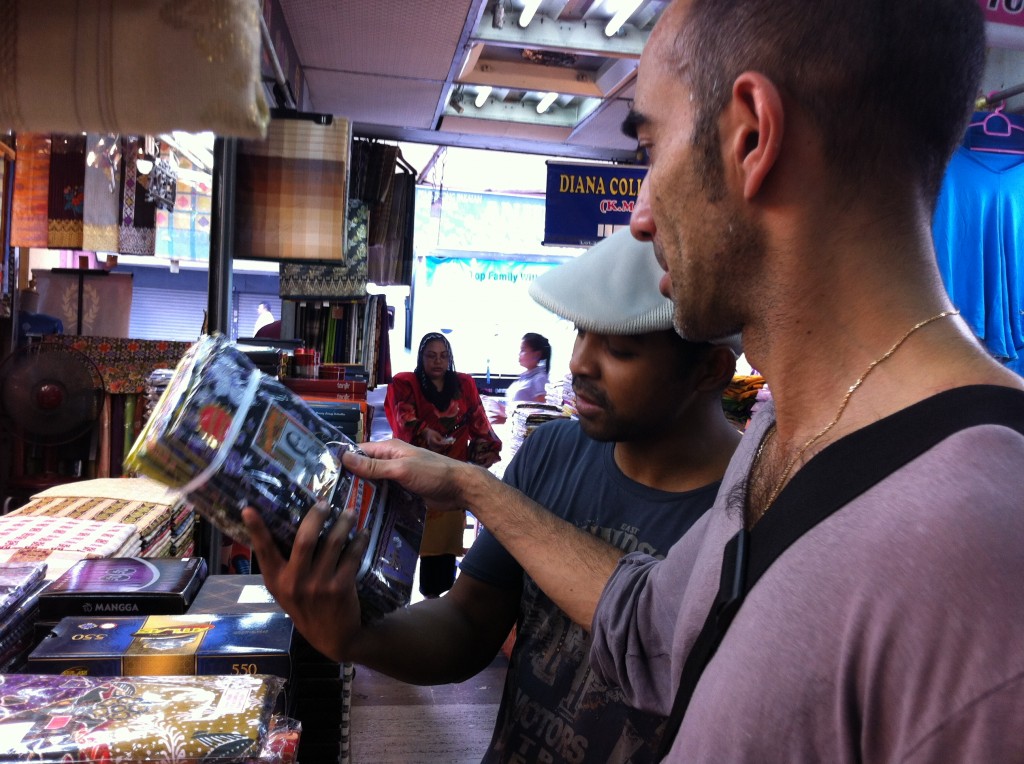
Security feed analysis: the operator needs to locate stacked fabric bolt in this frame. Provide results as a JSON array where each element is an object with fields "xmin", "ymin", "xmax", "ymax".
[
  {"xmin": 507, "ymin": 403, "xmax": 571, "ymax": 463},
  {"xmin": 6, "ymin": 477, "xmax": 193, "ymax": 559},
  {"xmin": 0, "ymin": 674, "xmax": 299, "ymax": 763},
  {"xmin": 144, "ymin": 367, "xmax": 176, "ymax": 423},
  {"xmin": 721, "ymin": 374, "xmax": 767, "ymax": 430},
  {"xmin": 168, "ymin": 501, "xmax": 197, "ymax": 557},
  {"xmin": 544, "ymin": 371, "xmax": 577, "ymax": 415},
  {"xmin": 0, "ymin": 563, "xmax": 47, "ymax": 671},
  {"xmin": 0, "ymin": 514, "xmax": 139, "ymax": 582}
]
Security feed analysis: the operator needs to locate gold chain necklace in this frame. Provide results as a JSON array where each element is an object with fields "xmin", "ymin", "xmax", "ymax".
[{"xmin": 752, "ymin": 308, "xmax": 960, "ymax": 521}]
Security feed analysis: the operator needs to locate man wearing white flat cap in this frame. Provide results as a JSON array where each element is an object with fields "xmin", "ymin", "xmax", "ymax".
[{"xmin": 246, "ymin": 228, "xmax": 741, "ymax": 762}]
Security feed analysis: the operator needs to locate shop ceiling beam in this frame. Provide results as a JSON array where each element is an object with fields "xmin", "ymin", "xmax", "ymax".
[
  {"xmin": 459, "ymin": 58, "xmax": 605, "ymax": 97},
  {"xmin": 472, "ymin": 9, "xmax": 648, "ymax": 58},
  {"xmin": 594, "ymin": 58, "xmax": 638, "ymax": 97}
]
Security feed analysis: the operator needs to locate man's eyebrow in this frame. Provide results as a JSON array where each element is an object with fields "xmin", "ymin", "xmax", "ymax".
[{"xmin": 621, "ymin": 108, "xmax": 647, "ymax": 140}]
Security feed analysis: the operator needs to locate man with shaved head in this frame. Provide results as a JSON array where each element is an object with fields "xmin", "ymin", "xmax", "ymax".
[{"xmin": 283, "ymin": 1, "xmax": 1024, "ymax": 760}]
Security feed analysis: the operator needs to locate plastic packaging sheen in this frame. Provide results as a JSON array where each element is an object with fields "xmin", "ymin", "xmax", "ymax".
[{"xmin": 125, "ymin": 334, "xmax": 425, "ymax": 622}]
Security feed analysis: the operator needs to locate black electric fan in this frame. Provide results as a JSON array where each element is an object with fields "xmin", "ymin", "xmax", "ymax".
[{"xmin": 0, "ymin": 344, "xmax": 105, "ymax": 448}]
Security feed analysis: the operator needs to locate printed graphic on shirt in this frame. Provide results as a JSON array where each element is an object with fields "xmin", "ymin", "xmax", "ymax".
[{"xmin": 484, "ymin": 520, "xmax": 668, "ymax": 764}]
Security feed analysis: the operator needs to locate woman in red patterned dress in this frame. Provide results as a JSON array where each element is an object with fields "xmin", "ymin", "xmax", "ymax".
[{"xmin": 384, "ymin": 332, "xmax": 502, "ymax": 597}]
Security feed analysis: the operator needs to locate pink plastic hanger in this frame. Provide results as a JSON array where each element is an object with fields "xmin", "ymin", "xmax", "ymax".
[{"xmin": 965, "ymin": 95, "xmax": 1024, "ymax": 155}]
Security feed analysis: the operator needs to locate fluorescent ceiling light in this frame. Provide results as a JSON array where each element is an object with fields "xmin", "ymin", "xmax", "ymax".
[
  {"xmin": 605, "ymin": 0, "xmax": 644, "ymax": 36},
  {"xmin": 536, "ymin": 91, "xmax": 558, "ymax": 114},
  {"xmin": 519, "ymin": 0, "xmax": 543, "ymax": 27},
  {"xmin": 475, "ymin": 86, "xmax": 492, "ymax": 108}
]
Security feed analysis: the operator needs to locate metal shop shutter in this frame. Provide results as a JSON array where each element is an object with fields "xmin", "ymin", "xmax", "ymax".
[{"xmin": 129, "ymin": 286, "xmax": 208, "ymax": 342}]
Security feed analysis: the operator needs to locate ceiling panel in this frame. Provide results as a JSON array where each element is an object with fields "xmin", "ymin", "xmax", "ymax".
[
  {"xmin": 273, "ymin": 0, "xmax": 660, "ymax": 160},
  {"xmin": 278, "ymin": 0, "xmax": 477, "ymax": 79},
  {"xmin": 567, "ymin": 97, "xmax": 636, "ymax": 151},
  {"xmin": 305, "ymin": 71, "xmax": 446, "ymax": 130},
  {"xmin": 439, "ymin": 114, "xmax": 573, "ymax": 143}
]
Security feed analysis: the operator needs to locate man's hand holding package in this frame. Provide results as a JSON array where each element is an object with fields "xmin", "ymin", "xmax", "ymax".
[{"xmin": 242, "ymin": 503, "xmax": 369, "ymax": 663}]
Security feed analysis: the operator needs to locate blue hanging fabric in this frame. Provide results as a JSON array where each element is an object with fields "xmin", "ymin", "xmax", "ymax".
[{"xmin": 932, "ymin": 110, "xmax": 1024, "ymax": 374}]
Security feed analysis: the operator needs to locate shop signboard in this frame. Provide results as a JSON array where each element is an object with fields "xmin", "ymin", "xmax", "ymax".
[
  {"xmin": 543, "ymin": 161, "xmax": 646, "ymax": 247},
  {"xmin": 980, "ymin": 0, "xmax": 1024, "ymax": 27},
  {"xmin": 415, "ymin": 255, "xmax": 577, "ymax": 375}
]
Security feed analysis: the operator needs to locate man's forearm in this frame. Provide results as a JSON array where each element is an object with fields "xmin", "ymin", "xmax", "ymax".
[{"xmin": 343, "ymin": 596, "xmax": 503, "ymax": 684}]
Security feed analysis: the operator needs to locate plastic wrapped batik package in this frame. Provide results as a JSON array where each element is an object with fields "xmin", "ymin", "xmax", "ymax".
[
  {"xmin": 125, "ymin": 334, "xmax": 425, "ymax": 623},
  {"xmin": 0, "ymin": 673, "xmax": 295, "ymax": 763}
]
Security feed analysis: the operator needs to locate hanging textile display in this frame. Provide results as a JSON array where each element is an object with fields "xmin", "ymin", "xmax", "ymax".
[
  {"xmin": 155, "ymin": 154, "xmax": 213, "ymax": 261},
  {"xmin": 933, "ymin": 110, "xmax": 1024, "ymax": 375},
  {"xmin": 351, "ymin": 138, "xmax": 417, "ymax": 286},
  {"xmin": 46, "ymin": 133, "xmax": 86, "ymax": 249},
  {"xmin": 82, "ymin": 133, "xmax": 122, "ymax": 252},
  {"xmin": 0, "ymin": 0, "xmax": 268, "ymax": 140},
  {"xmin": 10, "ymin": 133, "xmax": 50, "ymax": 248},
  {"xmin": 279, "ymin": 199, "xmax": 369, "ymax": 298},
  {"xmin": 235, "ymin": 114, "xmax": 350, "ymax": 262},
  {"xmin": 119, "ymin": 136, "xmax": 157, "ymax": 256}
]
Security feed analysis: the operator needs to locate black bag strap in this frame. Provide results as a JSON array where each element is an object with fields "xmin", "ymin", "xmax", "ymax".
[{"xmin": 656, "ymin": 385, "xmax": 1024, "ymax": 760}]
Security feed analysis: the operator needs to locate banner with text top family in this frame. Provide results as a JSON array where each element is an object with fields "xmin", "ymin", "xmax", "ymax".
[{"xmin": 543, "ymin": 161, "xmax": 646, "ymax": 247}]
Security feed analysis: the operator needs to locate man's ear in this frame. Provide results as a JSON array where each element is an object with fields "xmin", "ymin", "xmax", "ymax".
[
  {"xmin": 695, "ymin": 346, "xmax": 739, "ymax": 392},
  {"xmin": 722, "ymin": 71, "xmax": 784, "ymax": 200}
]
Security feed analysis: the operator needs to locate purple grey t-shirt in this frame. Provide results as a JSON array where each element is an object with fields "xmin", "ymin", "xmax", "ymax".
[{"xmin": 591, "ymin": 386, "xmax": 1024, "ymax": 763}]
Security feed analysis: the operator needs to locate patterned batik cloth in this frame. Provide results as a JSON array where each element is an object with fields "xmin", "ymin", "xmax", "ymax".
[
  {"xmin": 119, "ymin": 136, "xmax": 158, "ymax": 255},
  {"xmin": 279, "ymin": 200, "xmax": 370, "ymax": 299},
  {"xmin": 10, "ymin": 133, "xmax": 50, "ymax": 247},
  {"xmin": 11, "ymin": 476, "xmax": 183, "ymax": 542},
  {"xmin": 47, "ymin": 133, "xmax": 86, "ymax": 248},
  {"xmin": 235, "ymin": 116, "xmax": 350, "ymax": 262},
  {"xmin": 82, "ymin": 133, "xmax": 122, "ymax": 252},
  {"xmin": 0, "ymin": 673, "xmax": 283, "ymax": 762},
  {"xmin": 0, "ymin": 515, "xmax": 140, "ymax": 580},
  {"xmin": 48, "ymin": 335, "xmax": 193, "ymax": 394},
  {"xmin": 170, "ymin": 511, "xmax": 197, "ymax": 556}
]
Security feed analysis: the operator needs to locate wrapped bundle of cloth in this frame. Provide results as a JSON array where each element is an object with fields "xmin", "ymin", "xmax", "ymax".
[
  {"xmin": 6, "ymin": 477, "xmax": 193, "ymax": 558},
  {"xmin": 0, "ymin": 514, "xmax": 140, "ymax": 581},
  {"xmin": 126, "ymin": 334, "xmax": 425, "ymax": 623},
  {"xmin": 0, "ymin": 673, "xmax": 296, "ymax": 763},
  {"xmin": 508, "ymin": 403, "xmax": 570, "ymax": 455},
  {"xmin": 0, "ymin": 563, "xmax": 47, "ymax": 671}
]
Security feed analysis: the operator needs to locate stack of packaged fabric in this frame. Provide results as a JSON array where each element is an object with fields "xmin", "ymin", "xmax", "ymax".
[
  {"xmin": 0, "ymin": 562, "xmax": 47, "ymax": 671},
  {"xmin": 721, "ymin": 374, "xmax": 767, "ymax": 430},
  {"xmin": 168, "ymin": 501, "xmax": 197, "ymax": 557},
  {"xmin": 4, "ymin": 477, "xmax": 195, "ymax": 560},
  {"xmin": 144, "ymin": 367, "xmax": 176, "ymax": 423},
  {"xmin": 189, "ymin": 574, "xmax": 351, "ymax": 764},
  {"xmin": 0, "ymin": 514, "xmax": 139, "ymax": 582},
  {"xmin": 544, "ymin": 371, "xmax": 577, "ymax": 415},
  {"xmin": 507, "ymin": 403, "xmax": 571, "ymax": 461},
  {"xmin": 0, "ymin": 674, "xmax": 299, "ymax": 762}
]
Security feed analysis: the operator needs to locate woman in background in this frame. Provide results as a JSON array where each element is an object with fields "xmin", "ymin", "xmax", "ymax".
[
  {"xmin": 505, "ymin": 332, "xmax": 551, "ymax": 406},
  {"xmin": 491, "ymin": 332, "xmax": 552, "ymax": 424},
  {"xmin": 384, "ymin": 332, "xmax": 502, "ymax": 597}
]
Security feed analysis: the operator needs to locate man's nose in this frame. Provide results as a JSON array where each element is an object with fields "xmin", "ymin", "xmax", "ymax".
[{"xmin": 630, "ymin": 177, "xmax": 655, "ymax": 242}]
